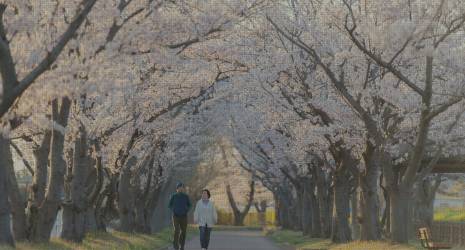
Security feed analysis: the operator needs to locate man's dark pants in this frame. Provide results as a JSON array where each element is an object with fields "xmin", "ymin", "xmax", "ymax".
[
  {"xmin": 199, "ymin": 226, "xmax": 212, "ymax": 249},
  {"xmin": 173, "ymin": 215, "xmax": 188, "ymax": 250}
]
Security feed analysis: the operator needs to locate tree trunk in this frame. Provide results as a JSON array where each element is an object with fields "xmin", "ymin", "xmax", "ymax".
[
  {"xmin": 380, "ymin": 176, "xmax": 391, "ymax": 237},
  {"xmin": 273, "ymin": 193, "xmax": 281, "ymax": 227},
  {"xmin": 359, "ymin": 174, "xmax": 381, "ymax": 240},
  {"xmin": 134, "ymin": 179, "xmax": 161, "ymax": 234},
  {"xmin": 274, "ymin": 187, "xmax": 296, "ymax": 230},
  {"xmin": 26, "ymin": 131, "xmax": 51, "ymax": 240},
  {"xmin": 389, "ymin": 56, "xmax": 437, "ymax": 243},
  {"xmin": 315, "ymin": 167, "xmax": 331, "ymax": 238},
  {"xmin": 61, "ymin": 125, "xmax": 91, "ymax": 242},
  {"xmin": 359, "ymin": 145, "xmax": 382, "ymax": 240},
  {"xmin": 351, "ymin": 188, "xmax": 360, "ymax": 240},
  {"xmin": 300, "ymin": 185, "xmax": 312, "ymax": 236},
  {"xmin": 226, "ymin": 181, "xmax": 255, "ymax": 226},
  {"xmin": 30, "ymin": 97, "xmax": 71, "ymax": 242},
  {"xmin": 414, "ymin": 193, "xmax": 434, "ymax": 229},
  {"xmin": 94, "ymin": 186, "xmax": 111, "ymax": 232},
  {"xmin": 390, "ymin": 188, "xmax": 411, "ymax": 243},
  {"xmin": 309, "ymin": 184, "xmax": 321, "ymax": 238},
  {"xmin": 2, "ymin": 136, "xmax": 28, "ymax": 240},
  {"xmin": 254, "ymin": 200, "xmax": 267, "ymax": 229},
  {"xmin": 0, "ymin": 135, "xmax": 15, "ymax": 247},
  {"xmin": 331, "ymin": 168, "xmax": 351, "ymax": 243},
  {"xmin": 118, "ymin": 157, "xmax": 137, "ymax": 232},
  {"xmin": 275, "ymin": 193, "xmax": 291, "ymax": 229},
  {"xmin": 134, "ymin": 204, "xmax": 151, "ymax": 234},
  {"xmin": 233, "ymin": 213, "xmax": 245, "ymax": 226}
]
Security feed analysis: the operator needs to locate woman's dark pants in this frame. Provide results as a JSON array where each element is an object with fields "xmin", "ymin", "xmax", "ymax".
[{"xmin": 199, "ymin": 226, "xmax": 212, "ymax": 249}]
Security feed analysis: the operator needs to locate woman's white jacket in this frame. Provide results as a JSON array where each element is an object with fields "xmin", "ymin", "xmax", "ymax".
[{"xmin": 193, "ymin": 200, "xmax": 218, "ymax": 227}]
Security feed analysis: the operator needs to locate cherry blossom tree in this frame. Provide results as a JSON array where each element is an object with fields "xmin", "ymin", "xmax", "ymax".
[{"xmin": 266, "ymin": 0, "xmax": 465, "ymax": 242}]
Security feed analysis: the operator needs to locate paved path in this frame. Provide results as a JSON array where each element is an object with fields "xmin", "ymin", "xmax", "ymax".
[{"xmin": 182, "ymin": 230, "xmax": 284, "ymax": 250}]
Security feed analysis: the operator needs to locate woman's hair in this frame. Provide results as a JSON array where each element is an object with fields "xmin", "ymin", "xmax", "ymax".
[{"xmin": 202, "ymin": 189, "xmax": 211, "ymax": 198}]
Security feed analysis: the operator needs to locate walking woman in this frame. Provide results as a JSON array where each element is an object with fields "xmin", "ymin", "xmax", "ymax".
[{"xmin": 193, "ymin": 189, "xmax": 217, "ymax": 250}]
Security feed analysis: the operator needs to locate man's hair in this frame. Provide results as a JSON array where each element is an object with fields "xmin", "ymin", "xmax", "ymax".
[{"xmin": 202, "ymin": 189, "xmax": 211, "ymax": 198}]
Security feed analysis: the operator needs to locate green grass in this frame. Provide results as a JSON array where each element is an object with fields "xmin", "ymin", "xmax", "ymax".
[
  {"xmin": 434, "ymin": 207, "xmax": 465, "ymax": 222},
  {"xmin": 267, "ymin": 229, "xmax": 425, "ymax": 250},
  {"xmin": 212, "ymin": 225, "xmax": 263, "ymax": 231},
  {"xmin": 0, "ymin": 227, "xmax": 196, "ymax": 250}
]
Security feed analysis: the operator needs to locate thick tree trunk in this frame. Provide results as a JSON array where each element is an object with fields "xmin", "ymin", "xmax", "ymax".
[
  {"xmin": 226, "ymin": 181, "xmax": 255, "ymax": 226},
  {"xmin": 274, "ymin": 186, "xmax": 298, "ymax": 230},
  {"xmin": 2, "ymin": 136, "xmax": 28, "ymax": 240},
  {"xmin": 94, "ymin": 184, "xmax": 113, "ymax": 232},
  {"xmin": 134, "ymin": 204, "xmax": 152, "ymax": 234},
  {"xmin": 61, "ymin": 205, "xmax": 87, "ymax": 242},
  {"xmin": 30, "ymin": 97, "xmax": 71, "ymax": 242},
  {"xmin": 331, "ymin": 168, "xmax": 351, "ymax": 243},
  {"xmin": 273, "ymin": 193, "xmax": 282, "ymax": 227},
  {"xmin": 254, "ymin": 200, "xmax": 267, "ymax": 228},
  {"xmin": 309, "ymin": 185, "xmax": 321, "ymax": 238},
  {"xmin": 390, "ymin": 56, "xmax": 435, "ymax": 244},
  {"xmin": 26, "ymin": 131, "xmax": 51, "ymax": 240},
  {"xmin": 275, "ymin": 192, "xmax": 290, "ymax": 229},
  {"xmin": 118, "ymin": 157, "xmax": 137, "ymax": 232},
  {"xmin": 390, "ymin": 188, "xmax": 410, "ymax": 243},
  {"xmin": 315, "ymin": 167, "xmax": 331, "ymax": 238},
  {"xmin": 359, "ymin": 174, "xmax": 381, "ymax": 240},
  {"xmin": 351, "ymin": 188, "xmax": 360, "ymax": 240},
  {"xmin": 276, "ymin": 194, "xmax": 291, "ymax": 229},
  {"xmin": 61, "ymin": 126, "xmax": 92, "ymax": 242},
  {"xmin": 289, "ymin": 202, "xmax": 301, "ymax": 230},
  {"xmin": 300, "ymin": 185, "xmax": 312, "ymax": 236},
  {"xmin": 0, "ymin": 136, "xmax": 15, "ymax": 247},
  {"xmin": 359, "ymin": 145, "xmax": 382, "ymax": 240},
  {"xmin": 412, "ymin": 176, "xmax": 440, "ymax": 230},
  {"xmin": 233, "ymin": 213, "xmax": 245, "ymax": 226},
  {"xmin": 135, "ymin": 174, "xmax": 162, "ymax": 234},
  {"xmin": 380, "ymin": 176, "xmax": 391, "ymax": 237}
]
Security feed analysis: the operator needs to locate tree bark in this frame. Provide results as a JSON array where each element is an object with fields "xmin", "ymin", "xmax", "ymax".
[
  {"xmin": 359, "ymin": 144, "xmax": 382, "ymax": 240},
  {"xmin": 359, "ymin": 175, "xmax": 381, "ymax": 240},
  {"xmin": 315, "ymin": 166, "xmax": 331, "ymax": 238},
  {"xmin": 274, "ymin": 186, "xmax": 297, "ymax": 230},
  {"xmin": 134, "ymin": 161, "xmax": 160, "ymax": 234},
  {"xmin": 254, "ymin": 200, "xmax": 267, "ymax": 228},
  {"xmin": 61, "ymin": 125, "xmax": 92, "ymax": 242},
  {"xmin": 26, "ymin": 131, "xmax": 51, "ymax": 240},
  {"xmin": 309, "ymin": 182, "xmax": 321, "ymax": 238},
  {"xmin": 30, "ymin": 97, "xmax": 71, "ymax": 242},
  {"xmin": 300, "ymin": 183, "xmax": 312, "ymax": 236},
  {"xmin": 390, "ymin": 188, "xmax": 411, "ymax": 243},
  {"xmin": 331, "ymin": 167, "xmax": 351, "ymax": 243},
  {"xmin": 390, "ymin": 56, "xmax": 435, "ymax": 243},
  {"xmin": 0, "ymin": 135, "xmax": 15, "ymax": 247},
  {"xmin": 412, "ymin": 176, "xmax": 440, "ymax": 229},
  {"xmin": 117, "ymin": 157, "xmax": 137, "ymax": 232},
  {"xmin": 2, "ymin": 136, "xmax": 28, "ymax": 240},
  {"xmin": 351, "ymin": 187, "xmax": 360, "ymax": 240},
  {"xmin": 226, "ymin": 181, "xmax": 255, "ymax": 226},
  {"xmin": 380, "ymin": 175, "xmax": 391, "ymax": 237}
]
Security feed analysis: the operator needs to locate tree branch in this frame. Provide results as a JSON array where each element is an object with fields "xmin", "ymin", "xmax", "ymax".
[
  {"xmin": 341, "ymin": 4, "xmax": 425, "ymax": 96},
  {"xmin": 426, "ymin": 97, "xmax": 463, "ymax": 121},
  {"xmin": 0, "ymin": 0, "xmax": 98, "ymax": 118},
  {"xmin": 10, "ymin": 141, "xmax": 34, "ymax": 175}
]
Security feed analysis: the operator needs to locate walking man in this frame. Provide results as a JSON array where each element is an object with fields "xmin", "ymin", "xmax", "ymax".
[{"xmin": 169, "ymin": 182, "xmax": 191, "ymax": 250}]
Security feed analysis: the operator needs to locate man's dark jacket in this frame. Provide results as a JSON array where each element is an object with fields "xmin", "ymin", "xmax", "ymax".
[{"xmin": 168, "ymin": 192, "xmax": 191, "ymax": 217}]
